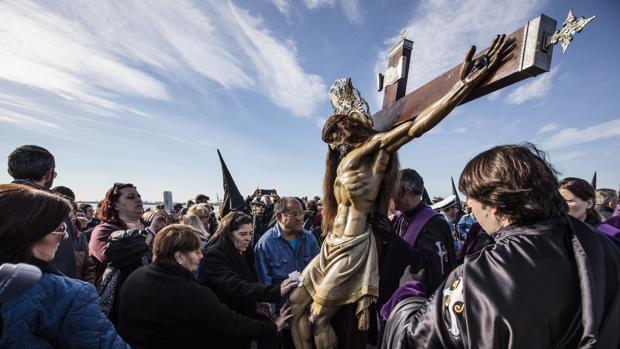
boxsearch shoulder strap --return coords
[402,208,440,246]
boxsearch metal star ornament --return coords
[548,9,596,54]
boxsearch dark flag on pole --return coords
[451,176,462,209]
[591,171,597,190]
[217,149,247,217]
[422,188,432,206]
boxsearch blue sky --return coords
[0,0,618,202]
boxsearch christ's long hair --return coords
[321,118,400,235]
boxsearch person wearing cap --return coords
[432,195,459,230]
[432,195,463,253]
[384,169,457,300]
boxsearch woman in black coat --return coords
[199,212,296,349]
[118,224,291,349]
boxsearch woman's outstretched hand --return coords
[275,305,293,332]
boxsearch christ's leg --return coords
[290,286,313,349]
[312,305,339,349]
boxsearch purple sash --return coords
[399,208,440,246]
[596,223,620,239]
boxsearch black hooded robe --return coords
[383,216,620,348]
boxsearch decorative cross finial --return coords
[399,28,408,41]
[548,9,595,54]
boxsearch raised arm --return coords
[380,34,515,153]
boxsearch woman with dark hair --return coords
[89,183,164,267]
[89,183,168,325]
[0,184,128,348]
[118,224,291,348]
[198,212,297,349]
[382,144,620,348]
[559,177,620,239]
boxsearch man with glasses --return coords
[254,197,320,348]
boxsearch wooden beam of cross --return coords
[373,10,594,132]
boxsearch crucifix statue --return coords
[289,9,593,349]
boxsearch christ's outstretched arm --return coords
[379,34,515,153]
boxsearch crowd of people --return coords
[0,144,619,348]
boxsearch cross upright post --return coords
[378,31,413,109]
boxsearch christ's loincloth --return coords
[302,225,378,330]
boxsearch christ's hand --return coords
[460,34,516,87]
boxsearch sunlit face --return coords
[177,248,203,273]
[231,223,253,253]
[31,223,67,262]
[560,188,592,222]
[278,200,305,233]
[114,187,144,219]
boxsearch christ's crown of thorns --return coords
[328,78,373,128]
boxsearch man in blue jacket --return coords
[254,197,320,348]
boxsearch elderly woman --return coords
[117,224,291,348]
[199,212,297,349]
[382,144,620,348]
[0,184,128,348]
[559,177,620,239]
[89,183,167,325]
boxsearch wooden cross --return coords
[373,10,594,132]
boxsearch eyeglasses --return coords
[283,211,304,218]
[51,223,68,240]
[53,171,58,179]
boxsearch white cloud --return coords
[0,0,326,127]
[374,0,544,109]
[0,1,171,113]
[226,2,327,117]
[340,0,362,23]
[270,0,290,15]
[304,0,335,9]
[303,0,360,23]
[452,127,467,134]
[0,107,60,131]
[506,68,557,105]
[537,122,559,135]
[542,118,620,150]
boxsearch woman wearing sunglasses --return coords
[89,183,168,325]
[0,183,128,348]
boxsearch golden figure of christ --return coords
[289,34,515,349]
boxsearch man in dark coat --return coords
[379,169,457,309]
[382,144,620,348]
[6,145,78,278]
